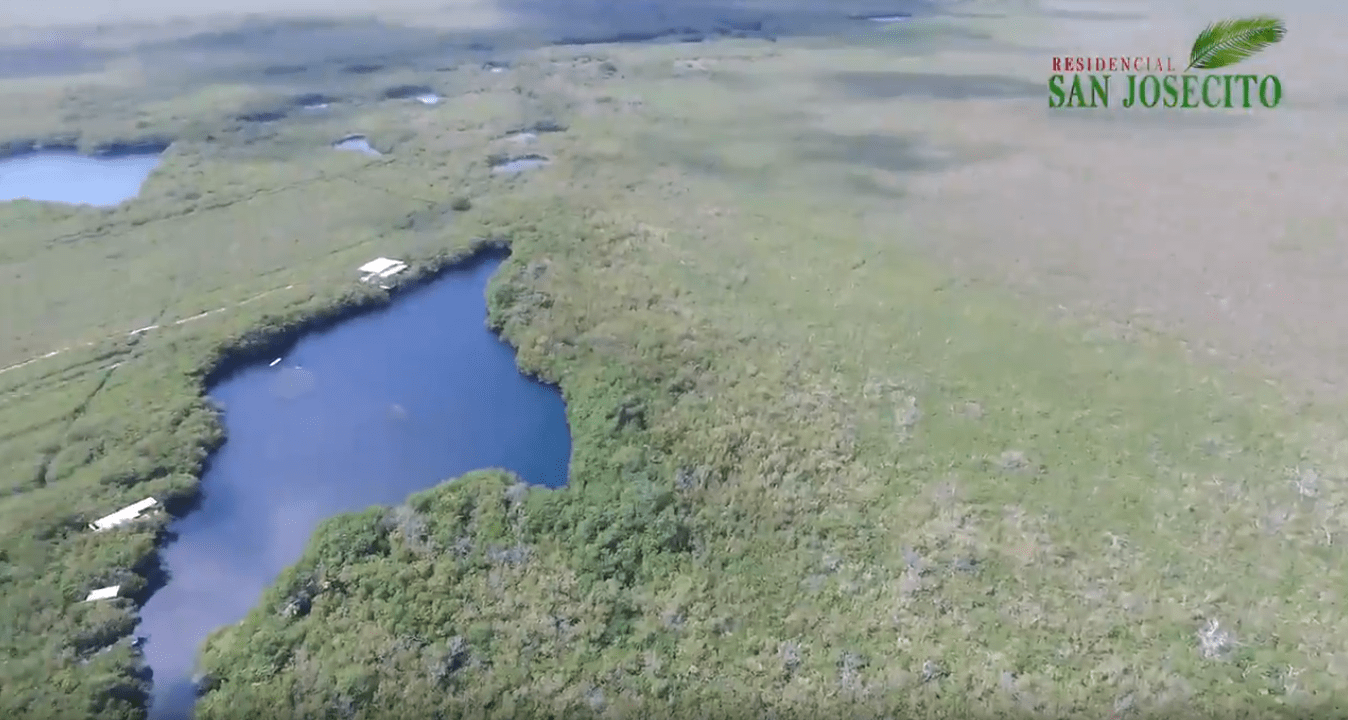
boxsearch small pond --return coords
[383,85,441,105]
[859,14,912,23]
[138,254,572,719]
[333,134,381,156]
[0,149,162,206]
[294,93,337,111]
[491,154,550,174]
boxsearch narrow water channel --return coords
[137,255,572,719]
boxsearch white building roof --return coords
[125,497,157,514]
[90,497,158,531]
[358,257,405,275]
[85,585,121,601]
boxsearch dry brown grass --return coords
[885,0,1348,400]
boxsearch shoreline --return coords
[128,235,557,716]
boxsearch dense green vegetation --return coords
[0,31,570,715]
[190,196,1348,719]
[3,6,1348,719]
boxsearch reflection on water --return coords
[333,135,382,156]
[491,154,550,173]
[0,150,162,206]
[138,255,571,720]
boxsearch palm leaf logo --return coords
[1186,16,1287,71]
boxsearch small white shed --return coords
[357,257,408,283]
[85,585,121,602]
[89,497,159,532]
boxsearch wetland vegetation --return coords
[137,250,571,719]
[2,1,1347,719]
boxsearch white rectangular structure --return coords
[84,585,121,602]
[89,497,158,531]
[357,257,408,282]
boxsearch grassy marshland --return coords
[3,3,1348,718]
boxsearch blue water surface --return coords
[0,151,161,205]
[138,256,571,719]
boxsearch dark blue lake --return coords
[137,255,572,719]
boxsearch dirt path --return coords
[896,0,1348,401]
[0,284,296,379]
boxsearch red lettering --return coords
[1051,55,1184,73]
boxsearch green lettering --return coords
[1059,75,1110,107]
[1259,75,1282,108]
[1237,75,1259,108]
[1138,75,1161,108]
[1202,75,1224,108]
[1089,74,1110,107]
[1162,75,1179,108]
[1181,75,1200,108]
[1067,75,1088,107]
[1223,75,1236,108]
[1121,75,1138,107]
[1048,74,1066,107]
